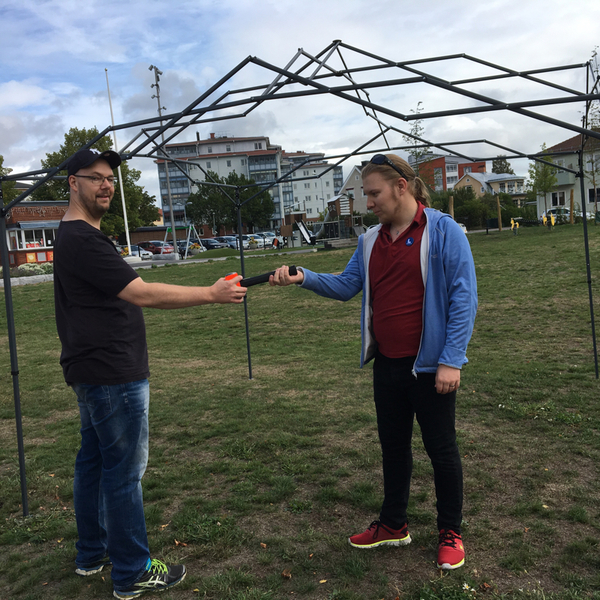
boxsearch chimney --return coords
[210,133,215,139]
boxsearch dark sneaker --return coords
[113,559,186,599]
[349,520,411,548]
[75,554,111,576]
[437,529,465,569]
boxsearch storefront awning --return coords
[15,221,62,230]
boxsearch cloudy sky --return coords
[1,0,599,201]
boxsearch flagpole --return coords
[105,69,132,252]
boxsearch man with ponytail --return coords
[270,153,477,570]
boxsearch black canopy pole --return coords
[0,191,29,517]
[577,149,599,378]
[235,188,253,380]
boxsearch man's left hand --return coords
[435,364,461,394]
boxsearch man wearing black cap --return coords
[54,148,247,598]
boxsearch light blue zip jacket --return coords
[299,208,478,373]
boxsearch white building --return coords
[157,133,343,230]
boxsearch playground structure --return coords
[2,41,600,516]
[281,193,367,249]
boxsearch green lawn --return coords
[1,223,600,599]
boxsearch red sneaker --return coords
[437,529,465,569]
[348,520,411,549]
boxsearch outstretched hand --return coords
[212,275,247,304]
[269,265,304,287]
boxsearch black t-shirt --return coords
[54,220,150,385]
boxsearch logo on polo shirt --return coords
[406,237,414,246]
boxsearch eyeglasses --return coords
[73,174,116,186]
[369,154,408,180]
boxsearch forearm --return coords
[118,276,246,308]
[131,282,216,308]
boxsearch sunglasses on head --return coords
[369,154,408,180]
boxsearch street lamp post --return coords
[149,64,179,257]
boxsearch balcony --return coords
[556,170,575,186]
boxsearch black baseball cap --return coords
[67,148,122,177]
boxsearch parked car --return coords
[261,231,284,247]
[129,245,153,259]
[254,233,272,247]
[200,238,228,250]
[138,240,174,254]
[247,234,265,249]
[214,236,234,245]
[177,240,205,257]
[546,208,594,221]
[225,235,250,250]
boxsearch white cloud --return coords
[0,80,56,110]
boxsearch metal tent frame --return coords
[2,40,600,517]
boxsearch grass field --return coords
[1,223,600,600]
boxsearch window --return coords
[207,146,212,154]
[463,166,472,173]
[227,160,232,167]
[9,231,18,249]
[206,161,211,169]
[446,175,457,186]
[226,144,231,152]
[304,183,310,189]
[481,187,485,193]
[326,181,330,187]
[25,229,44,248]
[589,188,600,203]
[465,185,472,191]
[293,184,297,190]
[499,183,506,193]
[307,208,313,215]
[241,159,246,166]
[303,170,309,176]
[254,142,262,150]
[305,196,311,201]
[551,191,566,206]
[446,163,458,172]
[434,167,444,190]
[355,174,359,180]
[508,182,515,193]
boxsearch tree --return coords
[32,127,159,237]
[186,171,275,234]
[402,101,430,176]
[527,143,557,215]
[492,156,515,175]
[186,170,235,234]
[0,155,17,206]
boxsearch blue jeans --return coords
[72,380,150,588]
[373,354,463,533]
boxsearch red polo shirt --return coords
[369,202,426,358]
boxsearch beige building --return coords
[339,163,368,214]
[454,172,526,205]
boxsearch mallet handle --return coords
[241,266,297,287]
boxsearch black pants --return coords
[373,353,463,533]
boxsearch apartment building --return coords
[156,133,343,230]
[410,154,486,191]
